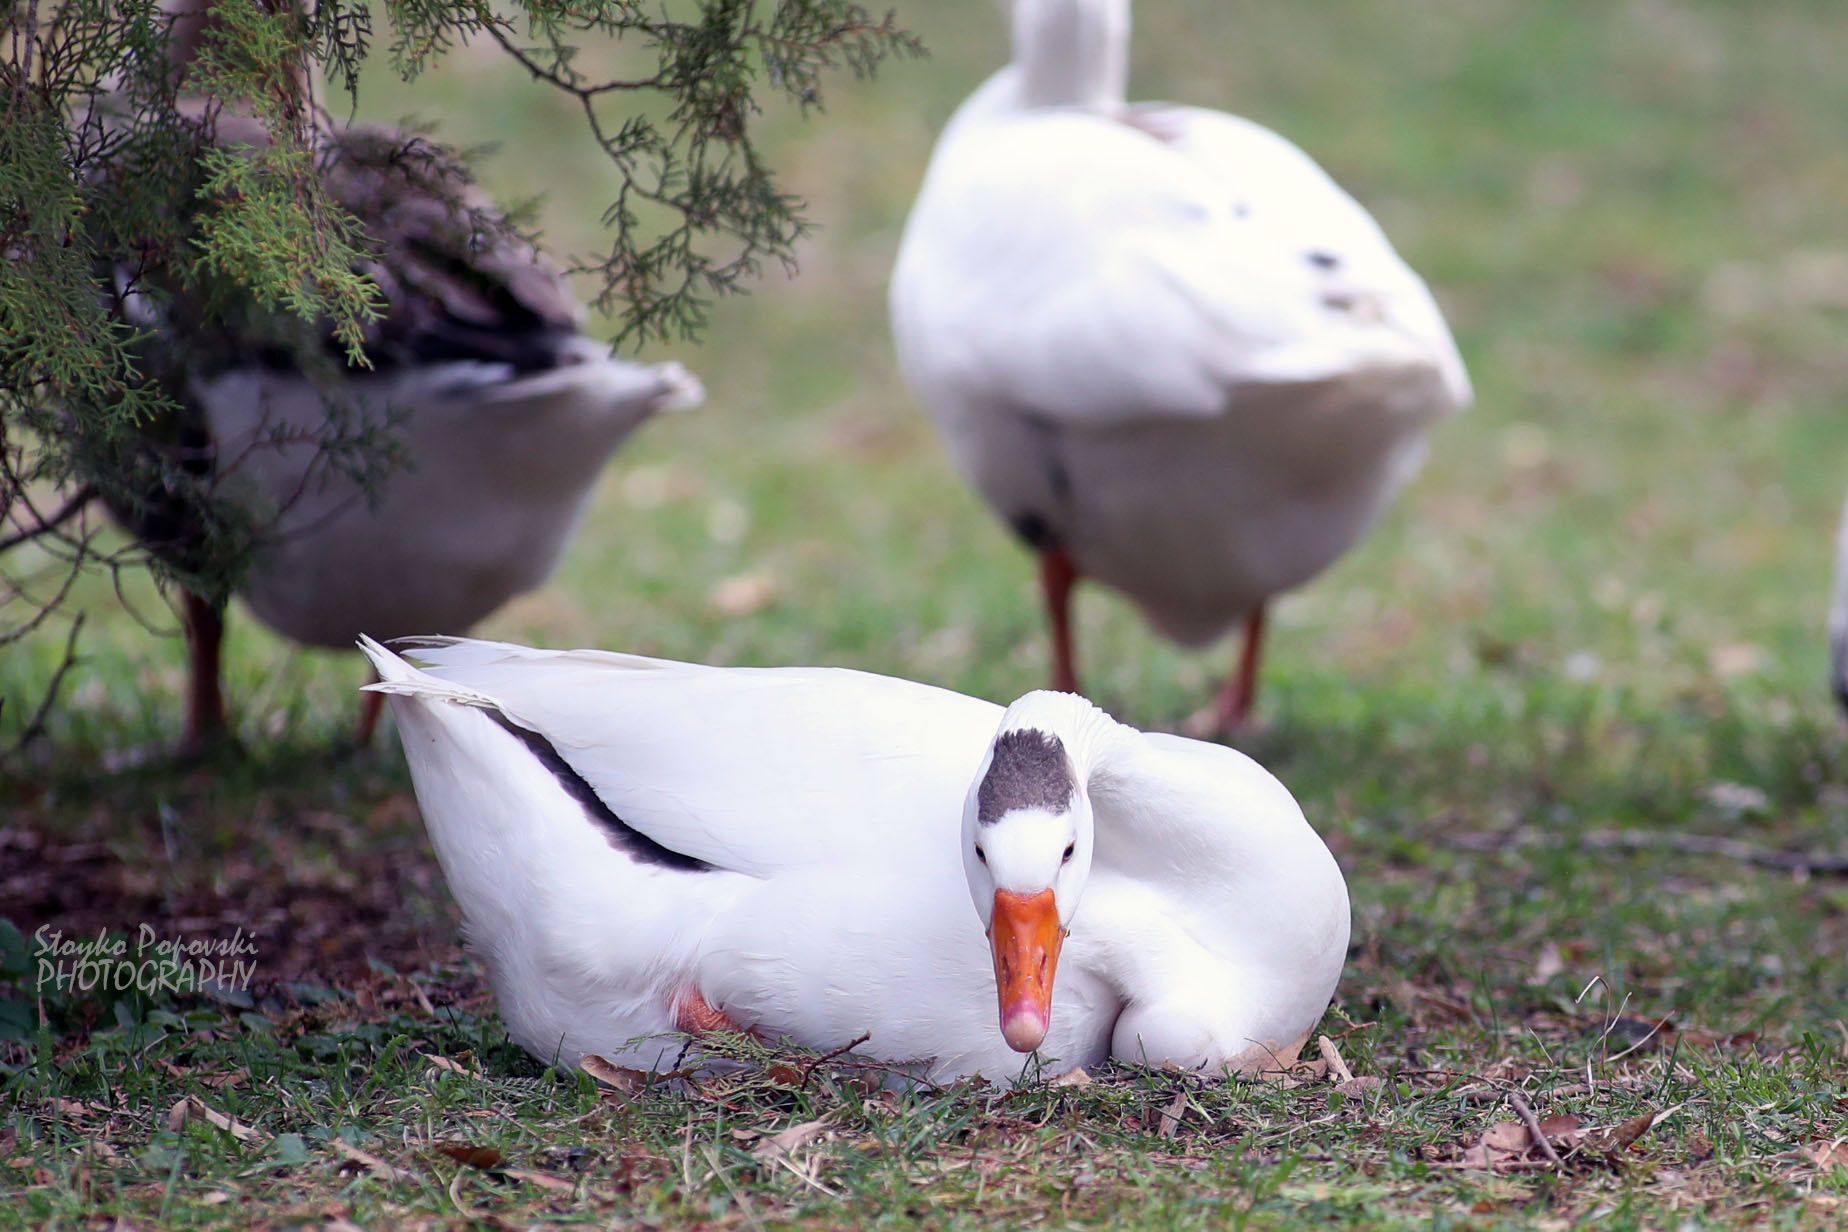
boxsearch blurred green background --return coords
[8,0,1848,771]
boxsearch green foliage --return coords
[0,918,34,1041]
[0,0,919,757]
[428,0,925,341]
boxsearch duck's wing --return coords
[1132,104,1470,405]
[309,125,584,376]
[364,637,1002,879]
[891,103,1470,430]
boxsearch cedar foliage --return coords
[0,0,919,752]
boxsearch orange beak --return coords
[988,888,1064,1052]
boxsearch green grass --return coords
[7,0,1848,1226]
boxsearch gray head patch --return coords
[976,728,1076,825]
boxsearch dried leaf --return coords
[1597,1110,1657,1154]
[1049,1067,1093,1088]
[1458,1119,1542,1172]
[165,1097,266,1143]
[750,1119,829,1162]
[579,1054,649,1095]
[1481,1121,1532,1154]
[765,1064,805,1087]
[201,1190,231,1206]
[331,1138,412,1184]
[1537,1114,1582,1150]
[1803,1139,1848,1170]
[1676,1026,1758,1050]
[1155,1091,1188,1140]
[436,1142,503,1169]
[421,1054,480,1079]
[502,1167,576,1192]
[1336,1076,1384,1099]
[1224,1033,1308,1076]
[1281,1057,1329,1089]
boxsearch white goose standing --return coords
[890,0,1471,733]
[363,636,1349,1083]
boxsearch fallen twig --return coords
[1317,1035,1356,1085]
[1449,828,1848,876]
[800,1030,873,1088]
[0,612,83,764]
[1506,1091,1565,1170]
[165,1096,265,1144]
[0,484,96,554]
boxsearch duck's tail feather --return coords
[359,634,502,706]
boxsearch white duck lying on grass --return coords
[362,636,1349,1084]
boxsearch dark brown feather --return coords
[976,728,1076,825]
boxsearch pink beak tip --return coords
[1000,1004,1050,1053]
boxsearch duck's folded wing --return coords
[892,107,1470,429]
[365,637,1001,878]
[1142,105,1470,406]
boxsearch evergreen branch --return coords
[0,611,83,764]
[1,0,921,745]
[0,484,96,555]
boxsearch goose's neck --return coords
[1087,720,1307,890]
[994,690,1130,789]
[1010,0,1131,110]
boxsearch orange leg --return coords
[675,987,753,1039]
[354,669,385,746]
[178,590,227,756]
[1209,605,1267,735]
[1039,549,1081,695]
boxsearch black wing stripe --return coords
[486,710,716,873]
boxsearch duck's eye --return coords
[1062,843,1075,863]
[974,846,987,865]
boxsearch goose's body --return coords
[100,36,703,748]
[890,0,1470,729]
[364,637,1349,1083]
[198,333,699,651]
